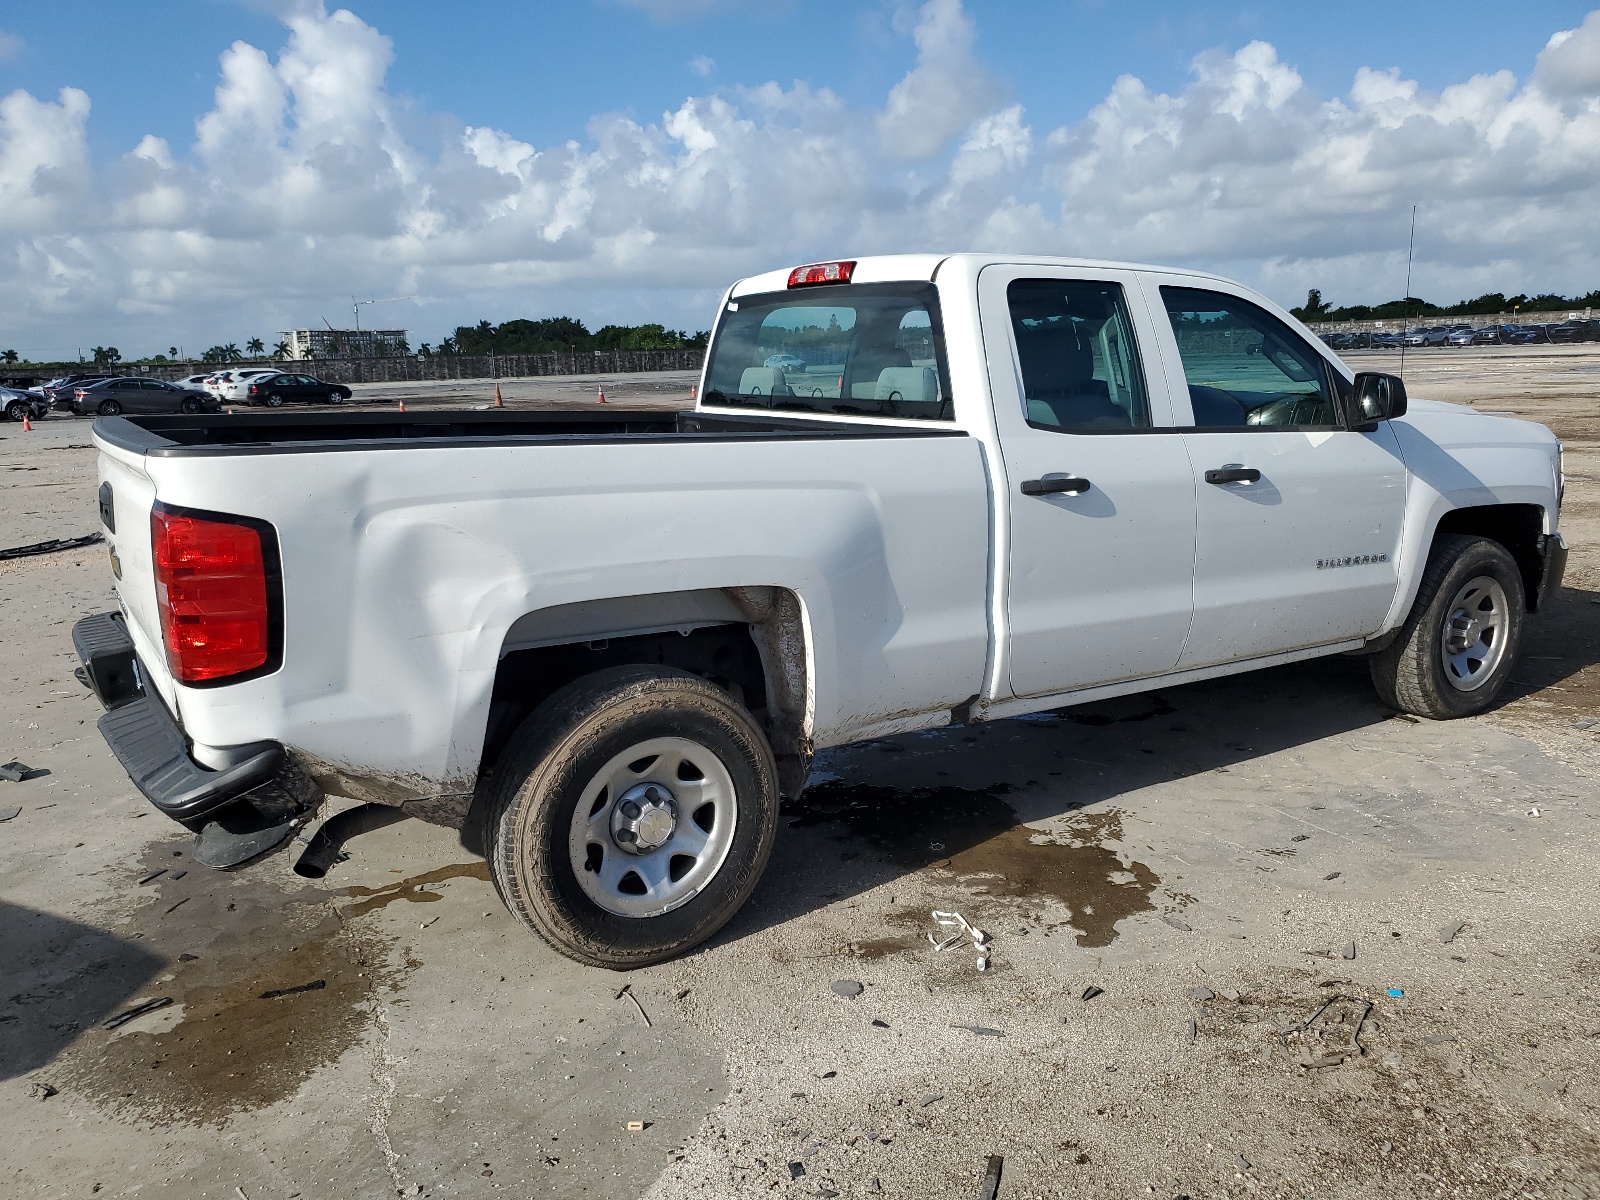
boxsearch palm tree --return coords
[168,347,179,359]
[246,337,265,358]
[273,340,291,359]
[223,343,243,362]
[1,349,17,365]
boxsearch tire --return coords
[485,665,779,969]
[97,399,122,417]
[1369,534,1526,719]
[5,401,25,422]
[181,397,203,414]
[265,393,284,408]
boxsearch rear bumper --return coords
[72,612,319,831]
[1537,532,1568,611]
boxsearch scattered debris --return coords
[1528,808,1542,818]
[164,897,190,915]
[1387,988,1404,998]
[1422,1034,1456,1046]
[1280,994,1373,1068]
[626,1121,645,1132]
[0,532,104,561]
[1161,914,1192,931]
[0,805,19,822]
[178,952,199,962]
[1440,920,1466,944]
[871,1019,889,1028]
[920,1094,944,1107]
[817,1190,841,1199]
[169,869,187,880]
[137,869,167,885]
[951,1024,1004,1037]
[1185,987,1215,1001]
[976,1154,1004,1200]
[0,761,46,783]
[976,953,989,971]
[104,997,173,1030]
[830,980,864,998]
[616,984,653,1026]
[788,1162,806,1180]
[1235,1153,1252,1173]
[819,1070,837,1078]
[1341,942,1357,960]
[259,979,326,1000]
[1186,1018,1198,1043]
[1324,872,1341,881]
[29,1080,57,1100]
[1081,986,1104,1002]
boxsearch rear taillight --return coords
[249,385,258,395]
[150,505,280,684]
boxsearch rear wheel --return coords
[485,666,779,968]
[96,399,122,417]
[1369,534,1525,719]
[264,393,284,408]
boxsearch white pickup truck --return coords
[75,253,1567,967]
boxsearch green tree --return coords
[1289,289,1333,323]
[1,349,17,365]
[246,337,265,358]
[91,346,121,366]
[273,340,291,359]
[168,346,179,359]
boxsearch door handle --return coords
[1204,466,1261,485]
[1020,476,1092,497]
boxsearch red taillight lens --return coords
[150,507,274,683]
[249,385,258,394]
[788,260,855,287]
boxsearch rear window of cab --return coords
[702,283,953,421]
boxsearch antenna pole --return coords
[1399,205,1417,377]
[353,297,360,331]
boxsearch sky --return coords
[2,0,1599,358]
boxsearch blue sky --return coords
[2,1,1599,356]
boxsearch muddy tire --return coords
[1369,534,1525,719]
[485,666,779,969]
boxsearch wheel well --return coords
[474,587,812,813]
[1433,503,1545,609]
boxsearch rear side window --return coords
[1008,279,1150,430]
[703,283,952,420]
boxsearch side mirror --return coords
[1352,371,1407,423]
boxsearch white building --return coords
[281,328,408,359]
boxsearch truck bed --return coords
[93,408,967,456]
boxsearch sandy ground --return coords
[1,347,1598,1200]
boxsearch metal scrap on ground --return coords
[0,532,104,561]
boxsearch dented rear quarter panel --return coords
[113,433,992,804]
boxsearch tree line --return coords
[1291,287,1600,324]
[423,318,708,357]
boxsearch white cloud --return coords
[2,1,1600,355]
[690,54,715,78]
[0,29,23,64]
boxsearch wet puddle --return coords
[47,846,463,1126]
[787,780,1159,947]
[342,860,490,917]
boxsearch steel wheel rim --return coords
[567,735,737,918]
[1439,574,1510,692]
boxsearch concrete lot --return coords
[1,346,1598,1199]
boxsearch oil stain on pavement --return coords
[787,780,1158,947]
[53,842,410,1127]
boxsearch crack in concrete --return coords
[370,1003,406,1195]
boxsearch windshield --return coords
[702,283,951,420]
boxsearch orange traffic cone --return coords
[690,384,697,403]
[494,381,504,408]
[21,412,32,431]
[597,385,606,405]
[398,400,406,412]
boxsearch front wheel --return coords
[181,397,203,414]
[1369,534,1526,719]
[5,401,26,422]
[485,666,779,968]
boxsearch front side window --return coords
[1160,287,1339,428]
[1008,279,1150,431]
[703,283,951,420]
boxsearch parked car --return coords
[77,252,1567,968]
[69,376,221,417]
[44,373,115,408]
[762,353,807,372]
[214,368,281,403]
[1,385,49,422]
[1547,320,1600,343]
[175,373,215,390]
[1444,328,1477,347]
[1370,332,1404,348]
[244,372,354,406]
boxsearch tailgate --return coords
[92,433,179,712]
